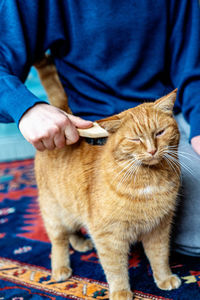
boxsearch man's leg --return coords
[173,113,200,256]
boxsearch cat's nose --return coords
[148,148,157,156]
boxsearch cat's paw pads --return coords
[52,266,72,282]
[157,274,181,290]
[110,290,133,300]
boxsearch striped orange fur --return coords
[35,57,181,300]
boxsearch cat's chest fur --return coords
[87,163,179,239]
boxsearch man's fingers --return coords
[64,123,80,145]
[33,140,46,151]
[67,114,93,129]
[42,137,56,150]
[54,132,66,149]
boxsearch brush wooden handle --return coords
[77,122,109,138]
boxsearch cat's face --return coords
[117,106,179,166]
[99,90,179,166]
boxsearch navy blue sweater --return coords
[0,0,200,141]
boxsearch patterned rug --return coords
[0,159,200,300]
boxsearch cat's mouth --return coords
[142,157,160,166]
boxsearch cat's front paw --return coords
[156,274,181,290]
[52,266,72,282]
[110,290,133,300]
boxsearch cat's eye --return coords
[155,129,165,137]
[126,137,140,142]
[132,138,140,142]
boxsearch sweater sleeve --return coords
[169,0,200,141]
[0,0,65,125]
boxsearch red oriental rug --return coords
[0,159,200,299]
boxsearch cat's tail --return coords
[34,54,71,114]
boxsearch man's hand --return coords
[19,103,92,151]
[191,135,200,156]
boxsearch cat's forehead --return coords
[126,106,168,135]
[128,106,158,124]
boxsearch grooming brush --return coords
[77,122,109,145]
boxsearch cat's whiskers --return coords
[168,146,200,162]
[171,156,195,179]
[112,158,138,185]
[169,151,193,164]
[132,160,142,188]
[115,158,135,169]
[121,161,141,186]
[117,160,140,190]
[163,148,196,179]
[160,147,180,180]
[109,157,135,176]
[162,148,179,163]
[163,153,181,181]
[163,150,197,184]
[118,160,142,194]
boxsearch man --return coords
[0,0,200,255]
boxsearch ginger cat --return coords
[35,56,181,300]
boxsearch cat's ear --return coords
[97,114,122,133]
[154,89,177,114]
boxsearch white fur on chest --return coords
[136,185,157,195]
[134,183,175,196]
